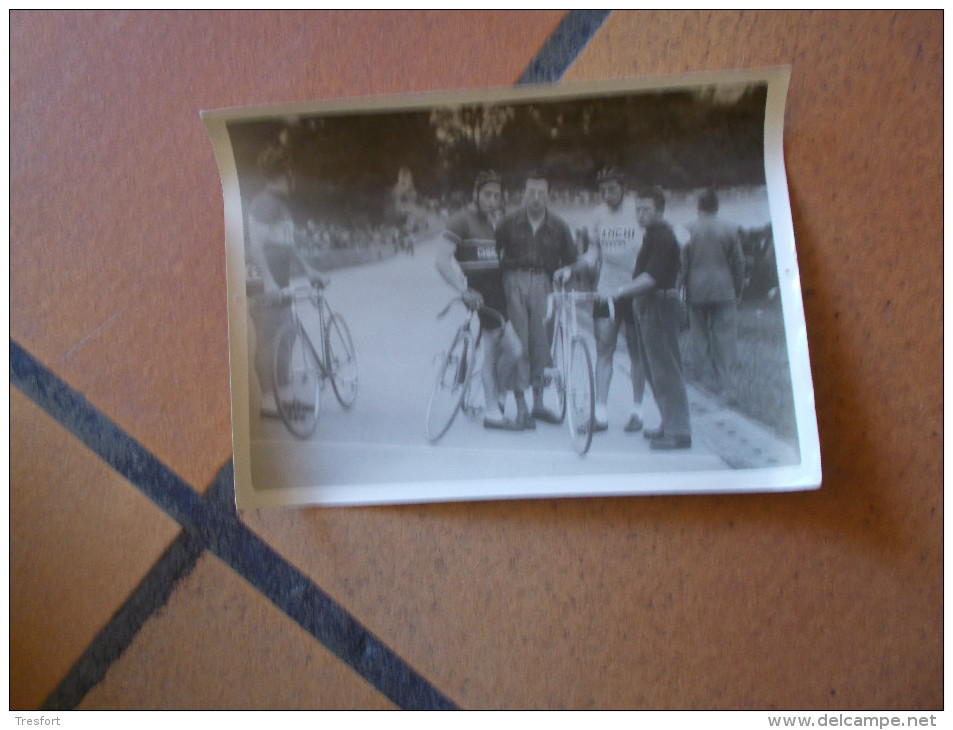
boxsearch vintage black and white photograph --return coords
[203,68,820,508]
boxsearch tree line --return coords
[227,82,768,227]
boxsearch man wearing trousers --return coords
[495,172,579,429]
[613,185,692,450]
[682,188,745,399]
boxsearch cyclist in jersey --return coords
[247,144,328,418]
[555,166,646,433]
[437,170,524,431]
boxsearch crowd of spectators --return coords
[280,186,775,301]
[295,219,420,257]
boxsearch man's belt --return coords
[506,266,549,276]
[637,287,679,298]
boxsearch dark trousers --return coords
[503,269,553,391]
[593,296,646,406]
[635,292,691,438]
[688,300,738,392]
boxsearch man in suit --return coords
[681,188,745,399]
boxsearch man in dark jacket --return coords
[681,188,745,398]
[495,172,579,429]
[612,185,692,450]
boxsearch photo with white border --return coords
[202,67,821,509]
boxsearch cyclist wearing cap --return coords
[556,166,646,433]
[437,171,524,431]
[247,143,328,418]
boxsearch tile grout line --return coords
[11,11,612,709]
[40,529,205,711]
[10,339,455,711]
[204,465,456,710]
[518,9,612,84]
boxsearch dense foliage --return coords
[228,83,768,226]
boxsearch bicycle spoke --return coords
[426,330,473,443]
[326,313,358,409]
[567,337,595,455]
[549,324,567,423]
[273,323,321,438]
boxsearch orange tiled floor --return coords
[10,388,181,709]
[79,554,396,710]
[10,10,942,711]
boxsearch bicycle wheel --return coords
[325,313,358,409]
[426,329,474,443]
[460,374,485,419]
[566,336,595,455]
[272,322,321,438]
[549,324,567,423]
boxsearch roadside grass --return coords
[681,298,798,443]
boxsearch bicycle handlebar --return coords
[254,279,327,307]
[545,290,614,322]
[436,296,506,328]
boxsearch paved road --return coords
[244,231,732,503]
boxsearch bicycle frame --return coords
[267,281,358,438]
[545,287,615,334]
[434,297,507,390]
[426,297,501,443]
[546,288,610,376]
[282,284,332,377]
[545,285,607,455]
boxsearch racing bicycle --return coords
[266,280,358,439]
[544,285,611,455]
[425,296,504,444]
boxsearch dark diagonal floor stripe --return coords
[11,339,456,710]
[40,529,205,711]
[203,467,454,710]
[518,9,611,83]
[9,342,205,528]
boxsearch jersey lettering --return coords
[476,244,497,261]
[601,227,639,242]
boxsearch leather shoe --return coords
[623,414,643,433]
[643,426,664,440]
[531,405,562,424]
[650,435,692,450]
[592,419,608,433]
[484,415,522,431]
[516,412,536,430]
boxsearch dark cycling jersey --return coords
[444,205,506,329]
